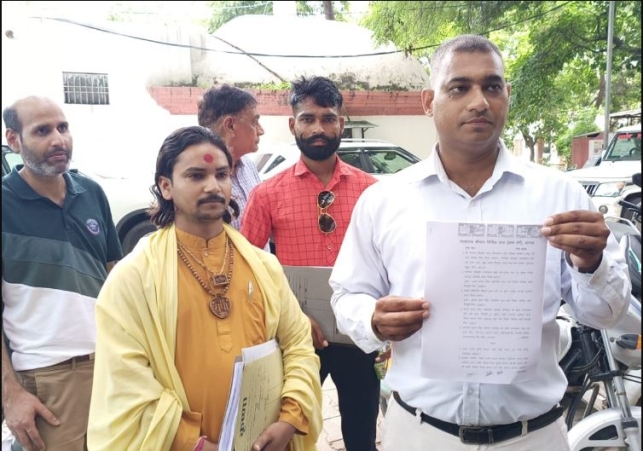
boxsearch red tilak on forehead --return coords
[203,153,214,163]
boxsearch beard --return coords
[295,133,341,161]
[21,144,72,177]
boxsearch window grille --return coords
[62,72,109,105]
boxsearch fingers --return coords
[252,422,295,451]
[541,210,609,269]
[5,390,58,451]
[375,347,391,363]
[543,210,605,227]
[252,433,269,451]
[13,424,43,451]
[308,317,328,350]
[373,296,430,342]
[35,404,60,427]
[13,429,36,451]
[377,297,429,313]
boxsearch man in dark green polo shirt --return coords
[1,96,122,451]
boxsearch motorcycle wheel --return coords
[568,406,641,451]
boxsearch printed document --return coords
[283,266,354,346]
[219,339,283,451]
[421,222,547,384]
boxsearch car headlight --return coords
[593,181,627,197]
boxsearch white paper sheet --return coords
[421,221,547,384]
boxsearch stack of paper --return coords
[219,339,284,451]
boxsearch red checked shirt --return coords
[241,156,377,266]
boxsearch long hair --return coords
[148,126,240,228]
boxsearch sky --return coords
[3,1,370,26]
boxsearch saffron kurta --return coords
[171,228,307,450]
[87,224,322,451]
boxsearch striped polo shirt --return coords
[2,166,123,371]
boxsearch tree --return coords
[205,1,350,32]
[363,1,641,163]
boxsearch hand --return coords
[375,346,391,363]
[541,210,609,272]
[4,384,59,451]
[371,296,430,342]
[251,421,296,451]
[308,316,328,350]
[202,440,219,451]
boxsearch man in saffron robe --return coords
[87,126,322,451]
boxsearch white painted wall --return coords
[1,16,188,178]
[199,15,430,90]
[163,113,436,160]
[2,12,434,183]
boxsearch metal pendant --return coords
[210,294,231,319]
[212,274,229,286]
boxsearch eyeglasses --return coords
[317,190,336,234]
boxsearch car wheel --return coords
[121,221,156,255]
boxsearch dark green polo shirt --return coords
[2,166,123,298]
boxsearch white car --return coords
[2,145,156,255]
[566,124,641,221]
[251,139,422,181]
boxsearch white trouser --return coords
[382,395,572,451]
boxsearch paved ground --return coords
[316,378,385,451]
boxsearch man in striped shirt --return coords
[197,85,265,232]
[2,96,122,451]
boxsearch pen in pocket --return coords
[248,281,253,301]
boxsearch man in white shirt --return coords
[329,34,631,450]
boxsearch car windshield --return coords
[4,150,23,172]
[604,131,641,161]
[366,148,417,174]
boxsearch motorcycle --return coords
[562,172,642,451]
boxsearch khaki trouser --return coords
[16,357,94,451]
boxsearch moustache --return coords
[303,134,333,145]
[198,195,226,206]
[46,148,70,158]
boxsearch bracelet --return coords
[193,436,207,451]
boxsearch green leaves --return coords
[363,1,641,163]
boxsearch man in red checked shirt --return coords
[241,76,380,451]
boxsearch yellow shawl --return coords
[87,224,322,451]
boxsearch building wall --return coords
[148,87,436,159]
[2,16,435,176]
[571,134,604,169]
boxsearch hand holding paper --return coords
[251,421,296,451]
[371,296,430,342]
[308,316,329,350]
[540,210,609,272]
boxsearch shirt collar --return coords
[293,154,352,180]
[4,165,85,200]
[175,226,227,249]
[403,140,526,184]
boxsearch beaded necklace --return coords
[177,235,234,319]
[178,238,230,286]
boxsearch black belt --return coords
[392,391,564,444]
[53,354,95,367]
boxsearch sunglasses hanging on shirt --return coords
[317,190,336,234]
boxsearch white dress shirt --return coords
[330,143,631,426]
